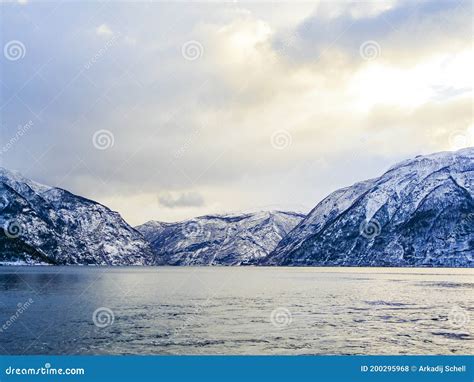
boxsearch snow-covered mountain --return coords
[2,148,472,267]
[136,211,305,265]
[0,168,153,265]
[262,148,474,267]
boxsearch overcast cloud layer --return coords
[1,0,472,225]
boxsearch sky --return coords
[0,0,472,225]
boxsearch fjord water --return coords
[0,267,472,355]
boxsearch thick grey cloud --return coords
[158,191,205,208]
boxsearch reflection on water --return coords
[0,267,472,355]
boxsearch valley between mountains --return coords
[1,148,473,267]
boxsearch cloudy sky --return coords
[1,0,472,225]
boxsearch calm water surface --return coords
[0,267,472,355]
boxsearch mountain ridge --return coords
[136,210,305,265]
[0,167,153,265]
[261,147,474,267]
[1,148,472,267]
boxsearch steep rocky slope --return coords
[137,211,304,265]
[262,148,474,267]
[0,168,153,265]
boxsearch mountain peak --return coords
[136,210,305,265]
[0,168,153,265]
[385,147,474,174]
[263,148,474,267]
[0,167,52,194]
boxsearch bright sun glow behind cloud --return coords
[349,51,473,112]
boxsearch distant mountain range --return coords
[136,211,304,265]
[1,148,473,266]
